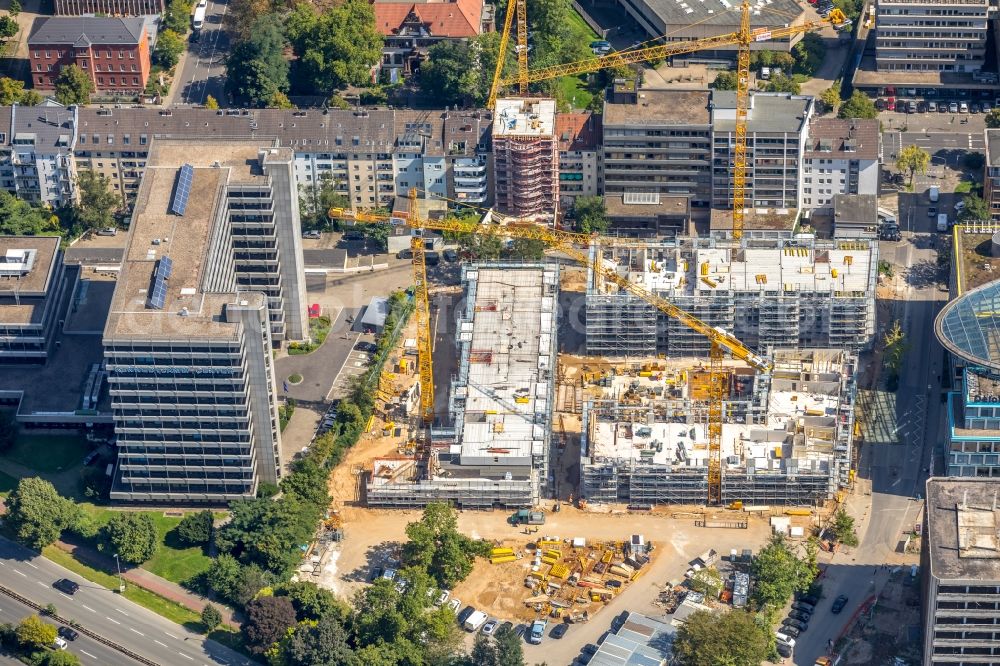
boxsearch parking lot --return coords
[327,337,378,401]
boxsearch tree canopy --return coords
[5,477,80,549]
[16,615,56,648]
[176,509,213,545]
[103,512,158,564]
[987,108,1000,129]
[288,0,383,95]
[153,29,185,69]
[73,170,120,231]
[0,76,42,106]
[574,195,609,234]
[819,86,841,114]
[838,90,878,119]
[764,73,800,94]
[896,145,930,185]
[673,609,772,666]
[750,534,815,610]
[242,596,297,653]
[54,65,94,105]
[831,508,859,547]
[710,71,737,91]
[0,192,59,236]
[959,193,990,225]
[402,502,490,589]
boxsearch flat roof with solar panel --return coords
[170,164,194,216]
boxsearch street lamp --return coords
[113,553,125,593]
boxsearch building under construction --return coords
[586,236,877,357]
[580,350,858,506]
[366,264,558,507]
[492,98,559,219]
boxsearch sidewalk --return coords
[54,539,240,627]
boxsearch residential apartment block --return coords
[556,111,600,208]
[492,98,559,218]
[586,236,878,357]
[922,478,1000,665]
[55,0,163,14]
[581,350,858,505]
[801,118,880,211]
[601,89,712,207]
[0,103,77,207]
[71,107,491,209]
[0,237,68,365]
[105,139,289,503]
[367,264,558,508]
[711,91,812,211]
[28,17,151,95]
[373,0,493,81]
[875,0,990,74]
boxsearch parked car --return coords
[927,101,937,112]
[791,601,815,612]
[53,637,68,651]
[96,227,117,236]
[950,102,959,113]
[457,606,476,624]
[57,627,78,641]
[551,623,569,639]
[928,206,938,218]
[797,593,819,606]
[788,609,812,622]
[302,230,322,239]
[53,579,79,595]
[447,599,461,613]
[780,625,801,638]
[443,249,458,262]
[960,101,969,113]
[782,618,808,632]
[481,619,499,636]
[776,642,793,658]
[436,590,450,606]
[370,567,384,581]
[513,624,528,639]
[775,632,796,646]
[397,249,413,259]
[831,594,849,614]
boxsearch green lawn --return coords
[3,434,89,472]
[552,8,601,110]
[955,180,975,194]
[557,75,594,111]
[77,505,214,586]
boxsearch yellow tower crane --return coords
[487,1,847,239]
[332,192,772,503]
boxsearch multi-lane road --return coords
[0,538,255,666]
[174,0,230,105]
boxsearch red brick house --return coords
[28,17,151,96]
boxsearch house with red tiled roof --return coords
[372,0,494,81]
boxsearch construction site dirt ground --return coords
[326,504,775,608]
[837,570,922,665]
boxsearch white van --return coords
[464,610,488,632]
[929,186,940,203]
[937,213,949,232]
[775,632,797,647]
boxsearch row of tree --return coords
[0,170,121,239]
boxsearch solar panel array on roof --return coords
[148,257,172,309]
[170,164,194,216]
[155,256,173,280]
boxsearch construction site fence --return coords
[0,582,159,666]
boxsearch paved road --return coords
[174,0,230,105]
[883,130,985,166]
[793,232,946,665]
[0,537,256,666]
[0,585,138,664]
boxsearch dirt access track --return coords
[331,504,774,606]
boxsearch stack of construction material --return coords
[491,547,516,564]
